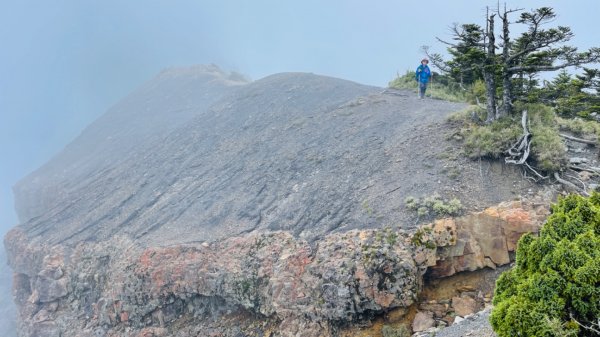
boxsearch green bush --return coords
[530,124,567,172]
[527,104,567,172]
[462,103,568,172]
[388,71,469,102]
[463,116,522,158]
[469,79,487,104]
[556,117,600,139]
[490,193,600,337]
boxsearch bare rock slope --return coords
[6,66,545,336]
[12,66,529,247]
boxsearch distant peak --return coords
[157,64,250,85]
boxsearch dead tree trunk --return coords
[500,8,513,117]
[484,11,498,123]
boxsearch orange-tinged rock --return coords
[451,296,480,317]
[374,291,395,308]
[412,311,435,332]
[433,218,457,247]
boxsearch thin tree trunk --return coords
[483,72,497,123]
[500,7,512,118]
[484,12,498,122]
[501,74,512,117]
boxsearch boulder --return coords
[426,199,550,278]
[451,296,480,317]
[412,311,435,332]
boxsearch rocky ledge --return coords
[5,196,551,337]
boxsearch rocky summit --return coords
[5,65,549,337]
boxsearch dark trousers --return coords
[419,81,428,98]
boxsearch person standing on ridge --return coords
[415,58,431,99]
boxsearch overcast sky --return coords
[1,0,599,234]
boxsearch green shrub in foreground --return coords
[490,193,600,337]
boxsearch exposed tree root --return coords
[559,133,598,146]
[505,110,532,165]
[504,110,595,195]
[554,172,590,196]
[569,164,600,175]
[504,110,548,181]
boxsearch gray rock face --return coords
[0,248,17,337]
[13,65,247,225]
[5,225,425,337]
[12,66,467,247]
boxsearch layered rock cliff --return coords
[5,65,551,336]
[5,197,552,337]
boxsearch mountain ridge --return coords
[5,65,545,336]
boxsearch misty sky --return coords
[1,0,599,234]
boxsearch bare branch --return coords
[510,63,581,73]
[554,172,590,196]
[570,314,600,334]
[497,5,524,20]
[436,36,459,47]
[421,46,451,73]
[566,172,588,193]
[559,133,597,146]
[569,165,600,175]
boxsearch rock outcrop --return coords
[6,226,424,337]
[416,199,551,278]
[5,197,551,336]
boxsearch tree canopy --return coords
[428,6,600,122]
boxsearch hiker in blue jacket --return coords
[415,58,432,99]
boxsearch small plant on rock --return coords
[382,324,411,337]
[405,194,463,218]
[411,227,436,249]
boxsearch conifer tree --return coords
[430,6,600,122]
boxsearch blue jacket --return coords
[415,64,431,83]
